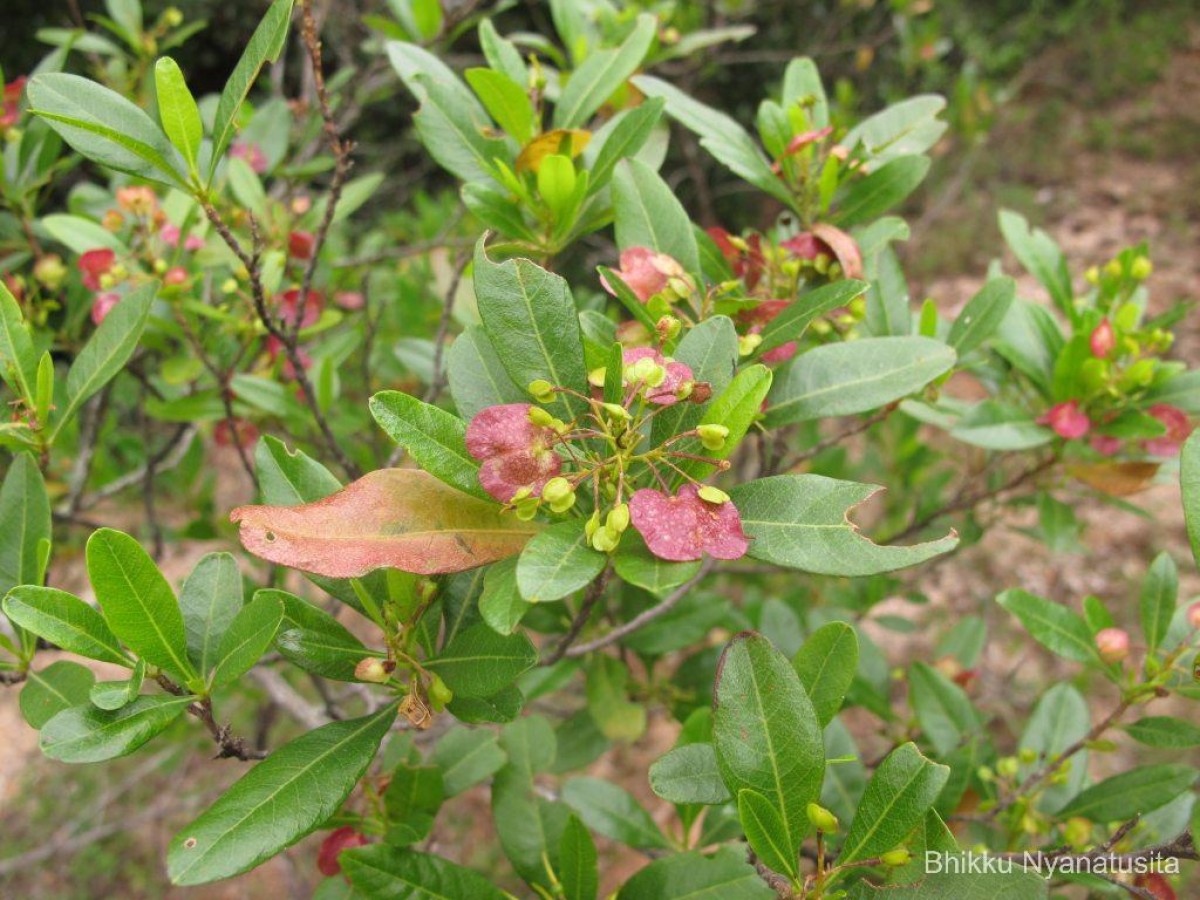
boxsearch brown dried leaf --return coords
[1067,461,1160,496]
[515,128,591,174]
[231,469,539,577]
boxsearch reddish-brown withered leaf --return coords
[231,469,540,577]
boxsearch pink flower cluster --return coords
[628,484,749,561]
[1038,400,1192,458]
[0,76,26,129]
[465,403,562,503]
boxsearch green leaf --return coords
[41,695,193,763]
[169,706,395,885]
[617,846,773,899]
[432,726,507,796]
[1018,683,1089,814]
[0,280,38,404]
[1125,716,1200,748]
[479,558,530,635]
[342,846,506,899]
[209,592,282,689]
[842,95,946,164]
[0,453,51,595]
[996,589,1098,664]
[1139,551,1177,655]
[650,743,731,805]
[446,325,524,421]
[28,73,187,187]
[426,622,537,698]
[154,57,202,174]
[792,622,858,728]
[554,15,655,129]
[754,280,869,360]
[516,521,606,603]
[908,662,978,756]
[633,74,793,207]
[946,402,1052,450]
[586,98,665,194]
[447,683,524,724]
[473,241,589,423]
[612,533,700,597]
[559,814,599,900]
[947,277,1016,356]
[675,364,772,482]
[998,209,1073,317]
[465,68,534,145]
[850,870,1048,900]
[713,632,824,858]
[208,0,295,181]
[562,777,669,850]
[58,280,158,432]
[586,654,646,742]
[765,336,955,427]
[612,157,700,278]
[730,475,958,575]
[1183,432,1200,568]
[835,156,931,227]
[272,590,374,681]
[369,390,486,499]
[19,661,95,729]
[3,586,131,667]
[384,763,444,845]
[1057,764,1196,822]
[86,529,194,680]
[737,788,797,878]
[652,315,738,446]
[478,18,526,85]
[89,660,144,710]
[781,58,829,127]
[179,552,244,676]
[836,742,949,866]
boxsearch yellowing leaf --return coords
[1067,461,1159,496]
[515,128,591,174]
[231,469,539,578]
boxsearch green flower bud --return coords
[1121,358,1156,390]
[1063,817,1091,849]
[542,477,573,504]
[880,848,911,867]
[997,757,1019,779]
[585,510,601,541]
[588,367,607,388]
[737,333,762,356]
[548,490,576,513]
[806,802,839,834]
[164,7,185,27]
[514,497,540,521]
[354,657,394,683]
[1018,747,1038,765]
[697,485,730,504]
[1084,265,1100,285]
[221,278,238,294]
[1130,255,1152,280]
[656,315,681,342]
[606,503,630,533]
[528,406,556,427]
[528,379,556,403]
[428,674,454,710]
[591,524,620,553]
[33,255,67,290]
[603,402,631,421]
[697,424,730,451]
[1104,258,1123,278]
[977,765,995,783]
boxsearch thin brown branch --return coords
[542,566,613,666]
[154,674,266,761]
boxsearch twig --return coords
[251,667,329,730]
[564,560,715,658]
[65,425,195,513]
[784,405,896,468]
[154,673,265,761]
[541,566,613,665]
[422,249,470,403]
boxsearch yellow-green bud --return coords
[1063,817,1091,849]
[977,765,995,782]
[1018,747,1038,765]
[416,578,439,603]
[514,497,540,520]
[813,253,831,275]
[528,379,555,403]
[880,848,911,867]
[698,485,730,504]
[588,367,607,388]
[528,406,556,427]
[806,802,839,834]
[997,757,1019,779]
[153,258,168,274]
[549,491,576,513]
[1121,358,1156,389]
[591,524,620,553]
[33,255,67,290]
[585,510,601,540]
[98,273,116,290]
[354,657,394,683]
[1130,255,1152,280]
[1084,265,1100,285]
[542,477,573,504]
[221,278,238,294]
[737,333,762,356]
[606,503,630,533]
[697,424,729,451]
[163,7,184,27]
[603,402,630,421]
[1104,258,1123,278]
[428,674,453,710]
[656,315,681,342]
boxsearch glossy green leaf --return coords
[432,726,507,796]
[755,280,869,360]
[0,280,38,404]
[465,67,534,145]
[89,660,144,710]
[478,18,526,85]
[169,706,396,885]
[1018,683,1089,814]
[478,558,530,635]
[612,533,701,597]
[792,622,858,727]
[559,778,666,852]
[516,521,606,603]
[837,742,949,866]
[426,622,537,698]
[842,95,945,164]
[86,529,194,680]
[271,590,374,681]
[737,788,797,878]
[179,552,243,676]
[59,281,158,430]
[554,15,655,129]
[446,325,524,421]
[612,157,700,277]
[617,846,773,899]
[998,209,1073,317]
[946,276,1016,356]
[559,814,598,900]
[651,315,738,446]
[209,592,282,689]
[208,0,295,180]
[369,390,486,499]
[342,845,505,899]
[19,660,95,729]
[0,454,51,597]
[28,73,187,187]
[1057,764,1196,822]
[1139,551,1177,655]
[908,662,978,756]
[649,742,731,805]
[446,683,524,724]
[851,870,1048,899]
[713,632,824,858]
[154,57,202,173]
[1125,716,1200,748]
[41,694,193,763]
[835,155,930,226]
[1182,432,1200,568]
[384,763,444,845]
[730,475,957,575]
[676,364,772,482]
[586,98,665,193]
[473,241,588,422]
[3,586,131,667]
[765,336,955,427]
[996,589,1098,664]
